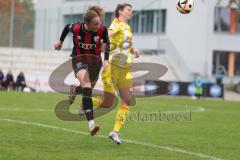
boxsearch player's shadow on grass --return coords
[55,96,119,121]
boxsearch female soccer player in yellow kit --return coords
[102,3,140,144]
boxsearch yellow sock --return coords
[113,104,129,132]
[92,97,102,109]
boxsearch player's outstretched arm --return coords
[54,24,72,50]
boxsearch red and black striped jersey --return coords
[60,23,110,63]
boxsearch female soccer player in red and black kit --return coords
[54,5,110,136]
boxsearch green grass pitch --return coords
[0,91,239,160]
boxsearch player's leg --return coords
[69,84,104,107]
[71,63,116,108]
[92,63,116,108]
[76,62,103,115]
[69,85,78,104]
[109,66,134,144]
[109,87,132,145]
[76,69,99,135]
[87,62,110,108]
[69,59,82,104]
[72,57,100,136]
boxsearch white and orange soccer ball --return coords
[176,0,194,14]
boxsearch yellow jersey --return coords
[108,18,133,67]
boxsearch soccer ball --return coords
[176,0,194,14]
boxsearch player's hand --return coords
[131,48,140,58]
[54,40,62,50]
[102,60,109,72]
[100,42,106,52]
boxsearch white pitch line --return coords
[0,118,223,160]
[164,106,206,113]
[0,108,52,112]
[0,106,206,113]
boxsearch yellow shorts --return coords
[102,64,133,94]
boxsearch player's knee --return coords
[101,93,115,108]
[101,100,114,108]
[122,96,135,106]
[122,99,131,106]
[81,83,91,88]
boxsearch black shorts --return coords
[72,58,102,83]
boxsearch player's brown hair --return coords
[84,5,104,23]
[114,3,132,18]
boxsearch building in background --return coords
[33,0,240,82]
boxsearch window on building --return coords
[64,14,83,24]
[129,11,139,33]
[214,7,240,33]
[234,52,240,75]
[236,10,240,32]
[156,10,166,33]
[141,10,154,33]
[212,51,229,75]
[142,49,165,55]
[64,9,166,34]
[130,9,166,34]
[212,51,240,76]
[104,12,114,28]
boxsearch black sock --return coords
[82,87,93,121]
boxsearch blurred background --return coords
[0,0,240,100]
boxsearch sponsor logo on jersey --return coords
[78,42,96,50]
